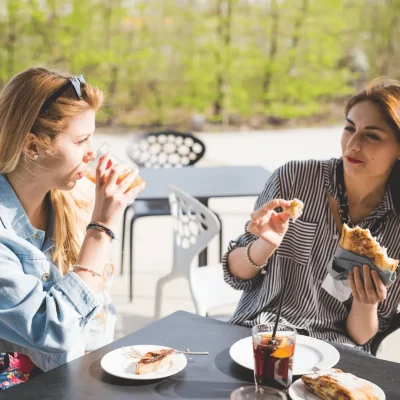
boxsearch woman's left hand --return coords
[348,264,386,305]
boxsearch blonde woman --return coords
[0,68,144,389]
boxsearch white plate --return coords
[100,345,187,380]
[289,378,386,400]
[229,335,340,375]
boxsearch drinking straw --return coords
[271,278,289,339]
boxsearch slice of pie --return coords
[301,369,380,400]
[135,349,174,375]
[283,198,304,221]
[340,223,398,272]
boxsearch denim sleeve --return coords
[84,264,116,352]
[85,302,116,352]
[0,250,102,355]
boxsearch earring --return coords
[33,154,39,160]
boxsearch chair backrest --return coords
[167,184,220,276]
[372,311,400,357]
[127,130,206,168]
[167,184,242,317]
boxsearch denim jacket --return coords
[0,174,116,372]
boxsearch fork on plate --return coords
[121,346,209,359]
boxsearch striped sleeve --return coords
[222,163,294,290]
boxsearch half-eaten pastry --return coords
[135,349,174,375]
[283,198,304,221]
[301,368,380,400]
[340,223,398,272]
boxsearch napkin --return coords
[322,248,397,302]
[321,273,352,301]
[328,248,396,286]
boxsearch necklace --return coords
[335,159,388,237]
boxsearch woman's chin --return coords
[343,164,368,177]
[58,180,77,191]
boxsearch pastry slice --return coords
[283,198,304,221]
[301,369,380,400]
[135,349,174,374]
[340,223,398,272]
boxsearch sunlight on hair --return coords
[0,67,104,274]
[366,77,400,93]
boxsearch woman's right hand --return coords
[91,154,145,231]
[247,199,291,248]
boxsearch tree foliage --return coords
[0,0,396,127]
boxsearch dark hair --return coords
[345,78,400,213]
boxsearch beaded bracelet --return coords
[86,222,116,241]
[72,264,102,278]
[245,241,268,270]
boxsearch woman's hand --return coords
[247,199,291,248]
[91,153,145,231]
[348,265,387,305]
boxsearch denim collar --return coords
[0,174,55,251]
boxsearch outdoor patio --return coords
[93,126,400,363]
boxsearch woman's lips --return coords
[346,156,363,165]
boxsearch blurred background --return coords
[0,0,397,132]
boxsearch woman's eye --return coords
[344,126,355,132]
[78,136,89,144]
[366,133,380,141]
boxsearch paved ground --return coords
[92,126,400,363]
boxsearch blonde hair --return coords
[0,67,103,275]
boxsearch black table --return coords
[139,166,270,203]
[3,311,400,399]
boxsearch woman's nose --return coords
[347,133,362,151]
[83,152,95,164]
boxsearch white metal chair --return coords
[372,312,400,361]
[121,130,224,303]
[154,184,242,319]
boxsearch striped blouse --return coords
[223,158,400,352]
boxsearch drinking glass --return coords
[230,385,287,399]
[83,142,145,191]
[252,323,296,391]
[229,323,295,399]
